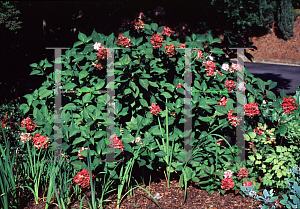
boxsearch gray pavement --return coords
[230,60,300,97]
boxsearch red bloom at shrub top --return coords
[178,43,187,49]
[176,83,183,89]
[281,96,298,114]
[93,62,103,70]
[109,134,124,151]
[218,97,229,107]
[192,49,203,59]
[149,103,162,115]
[237,167,248,178]
[253,126,265,136]
[21,117,37,132]
[203,61,217,77]
[164,43,176,57]
[96,46,111,59]
[224,80,236,91]
[243,180,253,187]
[244,102,260,117]
[249,142,254,148]
[151,34,164,48]
[32,132,50,149]
[116,36,132,48]
[221,177,235,191]
[133,19,145,30]
[73,169,95,189]
[20,133,32,143]
[161,27,175,37]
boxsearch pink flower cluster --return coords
[78,147,88,160]
[218,97,229,107]
[161,27,175,37]
[149,103,162,115]
[203,61,217,77]
[178,43,187,49]
[116,36,132,48]
[176,83,183,89]
[20,133,32,143]
[224,80,236,91]
[244,102,260,117]
[164,43,176,57]
[192,49,203,59]
[109,134,124,151]
[133,19,145,30]
[281,96,298,114]
[227,110,242,127]
[32,132,50,149]
[73,169,95,189]
[96,46,111,60]
[93,62,103,71]
[221,168,252,191]
[230,63,243,73]
[151,34,164,49]
[131,137,142,145]
[21,117,37,132]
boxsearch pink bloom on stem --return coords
[133,19,145,30]
[149,103,162,116]
[164,44,176,57]
[94,42,101,50]
[78,147,88,160]
[218,97,229,107]
[223,170,233,178]
[32,132,50,149]
[224,80,236,91]
[227,110,242,127]
[221,178,235,191]
[21,117,37,132]
[244,102,260,117]
[281,96,298,114]
[237,167,249,178]
[73,169,95,189]
[151,34,164,49]
[238,82,246,91]
[109,134,124,151]
[20,133,32,143]
[162,27,175,37]
[176,83,183,89]
[116,36,132,48]
[243,181,253,187]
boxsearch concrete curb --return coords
[230,57,300,66]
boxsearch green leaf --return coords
[161,92,172,99]
[92,29,101,43]
[30,63,38,68]
[39,89,53,100]
[79,70,89,80]
[280,89,288,99]
[63,82,77,90]
[19,103,30,115]
[151,23,158,31]
[78,31,87,42]
[266,91,276,101]
[73,41,84,48]
[24,94,33,107]
[73,137,86,145]
[139,79,149,91]
[155,150,167,157]
[256,78,265,91]
[214,106,227,114]
[82,93,92,104]
[30,70,42,76]
[276,124,288,136]
[210,48,225,55]
[139,99,148,107]
[268,82,277,90]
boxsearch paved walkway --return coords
[230,59,300,96]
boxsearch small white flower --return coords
[206,55,214,61]
[238,82,246,91]
[94,42,101,50]
[262,100,267,104]
[222,63,229,71]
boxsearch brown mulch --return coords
[245,12,300,62]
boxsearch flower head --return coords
[227,110,242,127]
[222,63,230,71]
[203,61,216,77]
[116,36,132,48]
[96,46,111,59]
[237,167,248,178]
[20,133,32,143]
[109,134,124,151]
[192,49,203,59]
[221,177,235,191]
[176,83,183,89]
[151,34,164,49]
[281,96,298,114]
[206,55,214,61]
[224,80,236,91]
[243,180,253,187]
[133,19,145,30]
[238,82,246,91]
[161,27,175,37]
[73,169,95,189]
[32,132,50,149]
[218,97,229,107]
[253,125,265,136]
[223,170,233,178]
[21,117,37,132]
[94,42,101,50]
[244,102,260,117]
[149,103,162,116]
[164,43,176,57]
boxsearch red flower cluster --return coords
[133,19,145,30]
[218,97,229,107]
[244,102,260,117]
[32,132,50,149]
[192,49,203,59]
[21,117,37,132]
[227,110,241,127]
[249,142,254,148]
[177,43,187,49]
[224,80,236,91]
[237,167,248,178]
[109,134,124,151]
[151,34,164,48]
[149,103,162,115]
[221,177,235,191]
[253,125,265,136]
[20,133,32,144]
[176,83,183,89]
[96,46,111,59]
[281,96,298,114]
[243,180,253,187]
[93,62,103,70]
[116,36,132,48]
[203,61,217,77]
[161,27,175,37]
[164,43,176,57]
[73,169,95,189]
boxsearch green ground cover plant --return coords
[1,14,300,208]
